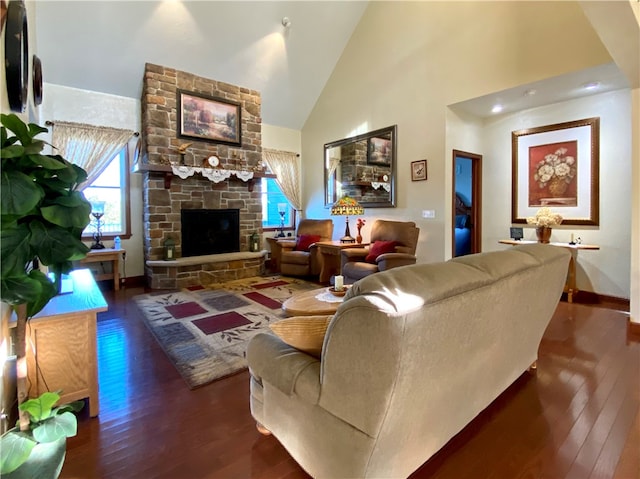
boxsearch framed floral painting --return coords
[511,117,599,226]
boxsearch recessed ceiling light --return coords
[524,89,537,97]
[582,81,600,90]
[491,104,503,114]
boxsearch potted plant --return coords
[0,113,92,476]
[0,391,83,478]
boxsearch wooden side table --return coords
[498,240,599,303]
[316,241,369,284]
[266,237,284,273]
[80,247,125,290]
[9,269,107,416]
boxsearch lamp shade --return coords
[330,196,364,243]
[330,196,364,216]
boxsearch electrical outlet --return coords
[422,210,436,219]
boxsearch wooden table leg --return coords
[565,250,577,303]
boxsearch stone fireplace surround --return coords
[140,63,268,289]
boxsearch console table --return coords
[9,269,107,416]
[498,240,599,303]
[316,241,369,284]
[80,247,125,290]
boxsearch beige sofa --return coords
[247,244,570,478]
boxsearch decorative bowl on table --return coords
[328,286,349,297]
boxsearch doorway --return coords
[452,150,482,257]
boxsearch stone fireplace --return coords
[140,63,267,289]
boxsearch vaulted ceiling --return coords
[35,1,369,130]
[35,1,631,129]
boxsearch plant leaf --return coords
[32,412,77,443]
[19,391,60,422]
[1,113,31,145]
[0,275,43,306]
[26,153,68,170]
[29,221,89,265]
[1,144,25,158]
[0,224,32,276]
[0,170,44,216]
[41,192,92,229]
[0,430,37,474]
[25,269,57,318]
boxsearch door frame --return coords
[452,149,482,255]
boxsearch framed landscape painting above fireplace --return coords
[177,90,241,146]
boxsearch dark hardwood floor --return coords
[60,284,639,479]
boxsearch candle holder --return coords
[90,201,106,250]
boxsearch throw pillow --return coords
[365,240,398,263]
[270,315,332,358]
[295,234,322,252]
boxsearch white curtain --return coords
[263,148,302,211]
[51,121,136,189]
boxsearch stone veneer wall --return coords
[141,63,264,288]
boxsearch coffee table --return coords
[282,287,345,316]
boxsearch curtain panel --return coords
[51,121,136,189]
[262,149,302,211]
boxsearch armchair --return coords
[341,219,419,283]
[279,219,333,277]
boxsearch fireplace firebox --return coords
[181,209,240,257]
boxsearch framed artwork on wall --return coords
[411,160,427,181]
[511,117,599,226]
[367,136,392,166]
[177,89,241,146]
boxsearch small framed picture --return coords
[510,227,524,240]
[411,160,427,181]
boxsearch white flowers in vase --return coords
[526,207,563,227]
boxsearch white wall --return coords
[482,89,632,298]
[301,1,612,265]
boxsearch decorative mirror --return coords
[324,125,396,208]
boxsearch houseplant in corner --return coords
[0,113,92,477]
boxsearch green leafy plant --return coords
[0,113,91,471]
[0,392,83,475]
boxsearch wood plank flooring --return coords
[59,285,638,479]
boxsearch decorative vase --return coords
[535,226,552,244]
[356,227,362,244]
[548,177,568,196]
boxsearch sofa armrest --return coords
[277,239,297,252]
[341,248,369,269]
[247,332,321,403]
[377,252,417,271]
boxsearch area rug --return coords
[134,276,318,389]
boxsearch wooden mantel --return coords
[132,162,276,191]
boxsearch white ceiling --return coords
[35,2,630,129]
[450,62,629,119]
[34,1,369,130]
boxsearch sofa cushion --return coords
[365,240,398,263]
[295,234,322,252]
[269,315,332,358]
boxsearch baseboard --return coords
[562,291,630,312]
[627,319,640,342]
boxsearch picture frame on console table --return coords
[511,117,599,226]
[177,89,241,146]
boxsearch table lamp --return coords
[331,195,364,243]
[90,200,106,250]
[276,203,287,237]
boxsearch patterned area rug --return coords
[134,275,318,389]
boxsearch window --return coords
[82,148,130,239]
[261,177,295,231]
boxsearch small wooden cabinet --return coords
[10,269,107,416]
